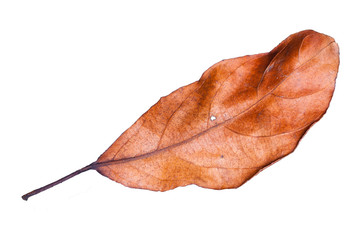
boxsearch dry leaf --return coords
[22,29,339,200]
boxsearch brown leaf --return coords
[22,29,339,200]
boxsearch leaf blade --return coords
[95,30,339,191]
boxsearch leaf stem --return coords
[22,163,95,201]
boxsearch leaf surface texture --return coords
[96,30,339,191]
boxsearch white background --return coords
[1,0,359,239]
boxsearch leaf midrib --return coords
[94,41,335,169]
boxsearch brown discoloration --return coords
[22,30,339,200]
[96,30,339,191]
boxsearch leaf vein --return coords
[95,41,334,169]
